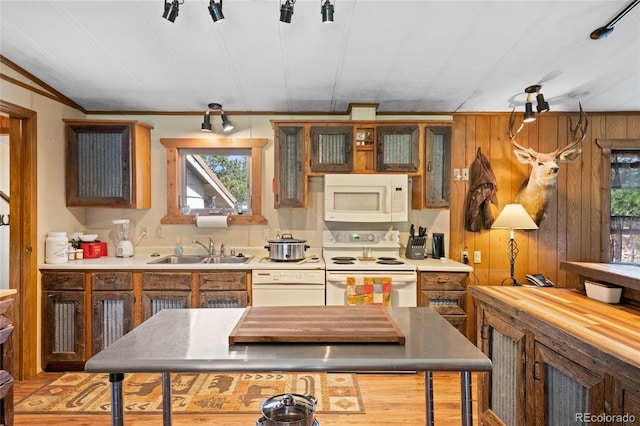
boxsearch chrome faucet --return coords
[192,238,215,256]
[219,243,226,256]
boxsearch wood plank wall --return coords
[450,112,640,289]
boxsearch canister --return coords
[45,232,68,264]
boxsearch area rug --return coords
[15,372,365,415]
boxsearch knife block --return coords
[405,236,426,260]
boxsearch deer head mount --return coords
[509,103,588,225]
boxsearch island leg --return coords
[109,373,124,426]
[460,371,473,426]
[425,371,434,425]
[162,372,172,426]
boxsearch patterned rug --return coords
[15,372,365,415]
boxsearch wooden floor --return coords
[13,371,479,425]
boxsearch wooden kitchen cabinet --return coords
[198,271,248,308]
[471,286,640,426]
[418,272,468,337]
[141,272,192,321]
[423,125,452,207]
[274,125,306,208]
[310,125,353,172]
[376,125,420,172]
[64,119,152,208]
[42,272,86,371]
[90,272,134,354]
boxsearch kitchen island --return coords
[85,306,491,426]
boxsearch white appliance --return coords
[323,230,417,307]
[324,174,409,222]
[252,269,325,307]
[113,219,134,257]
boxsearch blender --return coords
[113,219,134,257]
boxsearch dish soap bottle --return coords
[174,238,183,255]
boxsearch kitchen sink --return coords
[201,255,253,264]
[147,255,205,264]
[147,254,253,264]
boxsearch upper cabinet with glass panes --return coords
[271,120,453,209]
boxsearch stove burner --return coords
[331,256,356,261]
[377,257,397,261]
[333,260,354,265]
[376,259,404,265]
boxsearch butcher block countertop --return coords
[560,261,640,291]
[469,286,640,371]
[228,306,405,344]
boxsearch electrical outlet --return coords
[155,225,164,238]
[274,228,282,238]
[140,226,148,237]
[474,250,481,264]
[453,168,461,180]
[262,228,270,240]
[461,251,469,264]
[462,168,469,180]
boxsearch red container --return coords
[81,242,102,259]
[100,241,108,256]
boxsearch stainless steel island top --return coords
[85,307,491,425]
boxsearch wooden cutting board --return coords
[228,306,405,345]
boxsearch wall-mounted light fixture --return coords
[201,103,234,132]
[280,0,295,23]
[522,84,549,123]
[208,0,224,22]
[321,0,334,23]
[162,0,181,22]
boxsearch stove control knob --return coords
[367,234,374,241]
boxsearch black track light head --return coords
[162,0,180,23]
[208,0,224,22]
[280,0,295,23]
[321,0,334,23]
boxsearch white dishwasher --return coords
[251,270,326,307]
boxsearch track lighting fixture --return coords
[208,0,224,22]
[280,0,295,24]
[321,0,334,23]
[201,103,234,132]
[162,0,181,23]
[590,0,640,39]
[521,85,549,122]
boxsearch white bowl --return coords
[79,234,99,242]
[584,281,622,304]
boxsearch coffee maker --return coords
[113,219,134,257]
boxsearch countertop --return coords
[39,248,473,272]
[560,261,640,291]
[469,286,640,371]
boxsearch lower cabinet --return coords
[42,269,250,371]
[42,272,86,371]
[199,272,248,308]
[418,271,468,338]
[472,287,640,426]
[91,272,134,354]
[141,272,193,321]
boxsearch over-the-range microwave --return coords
[324,174,409,222]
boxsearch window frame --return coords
[596,139,640,263]
[160,138,268,225]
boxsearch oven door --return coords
[325,271,417,307]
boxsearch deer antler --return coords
[558,102,588,156]
[508,108,537,154]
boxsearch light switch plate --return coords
[462,168,469,180]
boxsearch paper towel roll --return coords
[195,215,231,228]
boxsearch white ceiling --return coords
[1,0,639,113]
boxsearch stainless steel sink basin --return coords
[147,255,205,264]
[147,254,253,264]
[201,255,253,264]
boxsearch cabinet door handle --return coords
[437,277,448,283]
[427,161,433,172]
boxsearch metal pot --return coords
[257,393,317,426]
[264,233,309,261]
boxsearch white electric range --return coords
[322,230,417,307]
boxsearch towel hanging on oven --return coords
[346,276,392,306]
